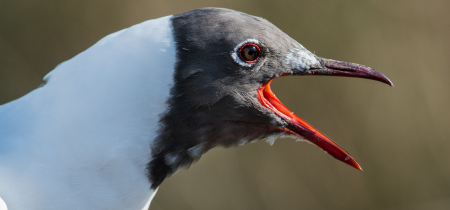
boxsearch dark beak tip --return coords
[316,57,394,87]
[374,71,394,87]
[387,79,394,87]
[380,76,394,87]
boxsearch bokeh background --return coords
[1,0,449,209]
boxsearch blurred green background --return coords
[1,0,449,209]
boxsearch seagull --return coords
[0,8,392,210]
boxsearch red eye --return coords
[239,43,261,63]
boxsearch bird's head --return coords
[148,8,392,188]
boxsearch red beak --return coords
[258,57,393,171]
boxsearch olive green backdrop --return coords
[1,0,449,209]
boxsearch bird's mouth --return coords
[257,57,393,171]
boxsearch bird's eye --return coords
[239,44,261,63]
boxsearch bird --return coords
[0,8,392,210]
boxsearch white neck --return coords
[0,15,175,210]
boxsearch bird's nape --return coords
[0,7,393,210]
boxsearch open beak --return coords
[258,57,393,171]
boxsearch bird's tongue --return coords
[258,79,362,171]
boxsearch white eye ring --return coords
[231,39,260,67]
